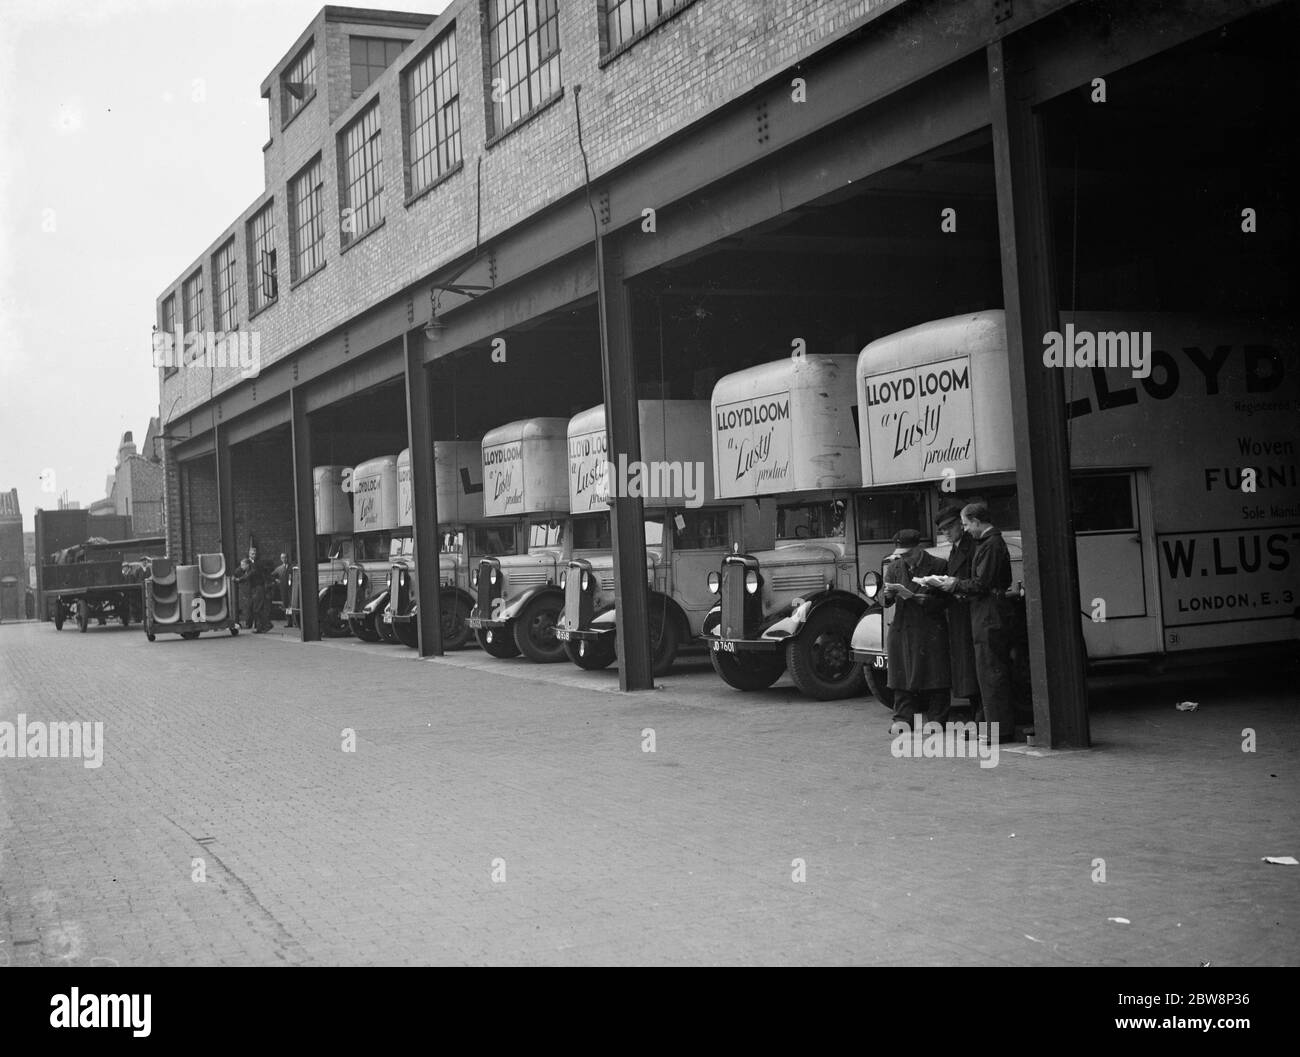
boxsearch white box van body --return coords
[465,418,571,661]
[555,400,750,674]
[287,464,353,633]
[849,309,1300,682]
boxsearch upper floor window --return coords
[160,294,177,377]
[351,36,408,98]
[603,0,690,54]
[247,202,277,312]
[339,103,383,245]
[181,269,204,362]
[485,0,560,137]
[281,40,317,124]
[212,239,238,331]
[405,27,461,196]
[288,156,326,280]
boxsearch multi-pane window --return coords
[604,0,688,53]
[406,28,461,195]
[281,40,317,122]
[212,239,238,331]
[247,202,277,312]
[485,0,561,136]
[351,37,407,98]
[160,294,177,376]
[289,156,326,280]
[182,269,204,362]
[339,104,383,245]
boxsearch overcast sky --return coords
[0,0,448,530]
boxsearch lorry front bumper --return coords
[465,615,505,631]
[704,635,783,654]
[555,625,613,644]
[852,650,888,668]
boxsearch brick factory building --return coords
[155,1,1298,744]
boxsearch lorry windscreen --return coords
[528,520,565,550]
[777,499,847,542]
[470,525,516,557]
[572,516,665,550]
[440,530,465,555]
[354,533,392,561]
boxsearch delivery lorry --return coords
[286,465,354,634]
[700,354,914,700]
[387,441,520,650]
[848,309,1300,687]
[465,418,571,661]
[555,400,760,675]
[342,454,404,641]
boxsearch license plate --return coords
[710,639,737,653]
[554,628,570,641]
[383,611,393,623]
[872,655,886,669]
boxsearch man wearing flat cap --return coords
[881,528,952,730]
[935,503,982,721]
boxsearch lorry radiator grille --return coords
[565,572,584,628]
[345,567,363,614]
[507,570,548,589]
[770,572,825,592]
[720,563,747,638]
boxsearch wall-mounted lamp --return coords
[423,280,493,341]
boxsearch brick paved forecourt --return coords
[1,623,1296,966]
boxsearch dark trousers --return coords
[973,625,1014,738]
[250,586,271,632]
[892,688,951,726]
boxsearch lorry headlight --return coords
[560,571,567,590]
[745,569,759,594]
[471,568,479,587]
[489,567,499,586]
[707,571,720,594]
[862,570,881,599]
[581,571,590,592]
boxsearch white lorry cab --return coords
[387,441,520,650]
[849,309,1300,684]
[465,418,572,661]
[341,454,404,642]
[555,400,752,675]
[287,464,354,633]
[702,355,890,700]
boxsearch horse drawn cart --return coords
[43,536,165,632]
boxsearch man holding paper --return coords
[881,528,952,731]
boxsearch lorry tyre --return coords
[320,591,351,638]
[513,594,567,663]
[377,614,398,644]
[565,637,615,670]
[476,627,521,658]
[441,597,473,651]
[649,606,680,676]
[394,614,417,648]
[863,662,893,709]
[710,648,785,691]
[349,613,381,642]
[786,606,866,700]
[76,600,89,633]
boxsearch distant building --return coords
[94,420,166,535]
[0,489,24,620]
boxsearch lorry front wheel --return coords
[441,597,473,651]
[863,661,894,709]
[566,637,615,670]
[476,627,521,658]
[349,613,381,642]
[710,648,785,691]
[786,606,866,700]
[513,595,567,663]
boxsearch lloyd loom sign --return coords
[861,356,976,484]
[568,428,610,512]
[482,440,525,516]
[714,392,794,496]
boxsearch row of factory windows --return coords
[161,0,697,374]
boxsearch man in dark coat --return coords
[882,528,952,730]
[273,553,291,623]
[238,545,274,633]
[935,503,982,720]
[946,502,1016,743]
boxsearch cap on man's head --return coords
[934,503,964,527]
[893,528,922,547]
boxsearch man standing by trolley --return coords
[944,502,1016,743]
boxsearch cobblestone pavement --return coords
[1,620,1296,966]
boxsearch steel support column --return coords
[989,37,1090,749]
[214,424,236,565]
[597,236,653,691]
[290,388,320,642]
[404,330,443,658]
